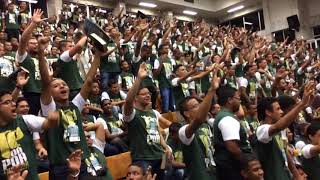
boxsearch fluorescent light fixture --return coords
[244,22,253,25]
[227,5,244,13]
[183,10,197,16]
[139,2,157,8]
[18,0,38,3]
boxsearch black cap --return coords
[137,11,147,19]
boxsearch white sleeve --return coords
[178,125,195,145]
[218,116,240,141]
[302,144,316,159]
[60,50,72,62]
[96,117,108,130]
[154,59,160,69]
[123,109,136,123]
[305,107,313,114]
[132,55,141,63]
[22,115,46,132]
[189,81,195,90]
[297,67,304,75]
[72,93,86,112]
[120,90,127,100]
[32,132,40,140]
[256,124,273,143]
[239,78,248,88]
[186,77,192,83]
[171,78,180,87]
[207,118,215,128]
[118,76,122,84]
[306,67,313,73]
[15,51,28,63]
[40,98,56,117]
[101,92,110,101]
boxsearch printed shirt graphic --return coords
[0,57,15,77]
[0,127,28,175]
[198,123,216,169]
[143,115,161,145]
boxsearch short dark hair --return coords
[257,97,278,121]
[107,79,119,88]
[59,40,72,51]
[169,122,182,134]
[179,96,198,120]
[306,121,320,139]
[277,95,296,112]
[128,162,146,175]
[0,91,11,101]
[16,97,28,107]
[243,64,253,74]
[240,153,259,171]
[216,86,237,106]
[100,98,112,107]
[173,64,184,74]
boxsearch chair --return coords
[38,171,49,180]
[106,152,132,179]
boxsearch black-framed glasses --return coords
[0,99,14,105]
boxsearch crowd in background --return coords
[1,1,320,180]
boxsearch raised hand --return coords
[47,111,60,127]
[144,166,157,180]
[16,70,29,88]
[301,81,315,107]
[7,165,28,180]
[137,62,148,79]
[38,37,50,52]
[38,147,48,159]
[32,9,44,24]
[210,65,221,90]
[66,149,83,173]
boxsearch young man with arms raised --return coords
[178,67,220,180]
[38,34,102,179]
[123,63,171,180]
[256,82,314,180]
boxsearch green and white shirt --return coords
[0,115,46,180]
[124,109,164,160]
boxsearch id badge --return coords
[90,155,102,171]
[67,124,80,142]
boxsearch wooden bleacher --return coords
[39,113,178,180]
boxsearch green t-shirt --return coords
[45,103,90,166]
[19,11,29,24]
[5,12,19,30]
[302,155,320,180]
[172,79,190,110]
[89,147,113,180]
[127,109,164,160]
[120,72,134,91]
[57,58,83,90]
[0,56,15,91]
[181,123,216,180]
[213,109,252,171]
[195,75,210,96]
[256,132,290,180]
[123,42,135,62]
[100,43,121,73]
[20,55,42,93]
[155,58,174,89]
[235,64,244,78]
[167,137,183,164]
[0,116,39,180]
[99,113,123,135]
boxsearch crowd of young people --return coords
[0,1,320,180]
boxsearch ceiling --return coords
[123,0,262,23]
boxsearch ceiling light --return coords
[227,5,244,13]
[183,10,197,16]
[244,22,253,25]
[18,0,38,3]
[139,2,157,8]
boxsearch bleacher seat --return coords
[39,172,49,180]
[105,152,132,179]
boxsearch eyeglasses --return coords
[0,99,14,105]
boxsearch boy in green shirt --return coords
[178,68,220,180]
[256,82,313,180]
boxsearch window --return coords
[272,29,295,43]
[313,25,320,39]
[219,10,265,32]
